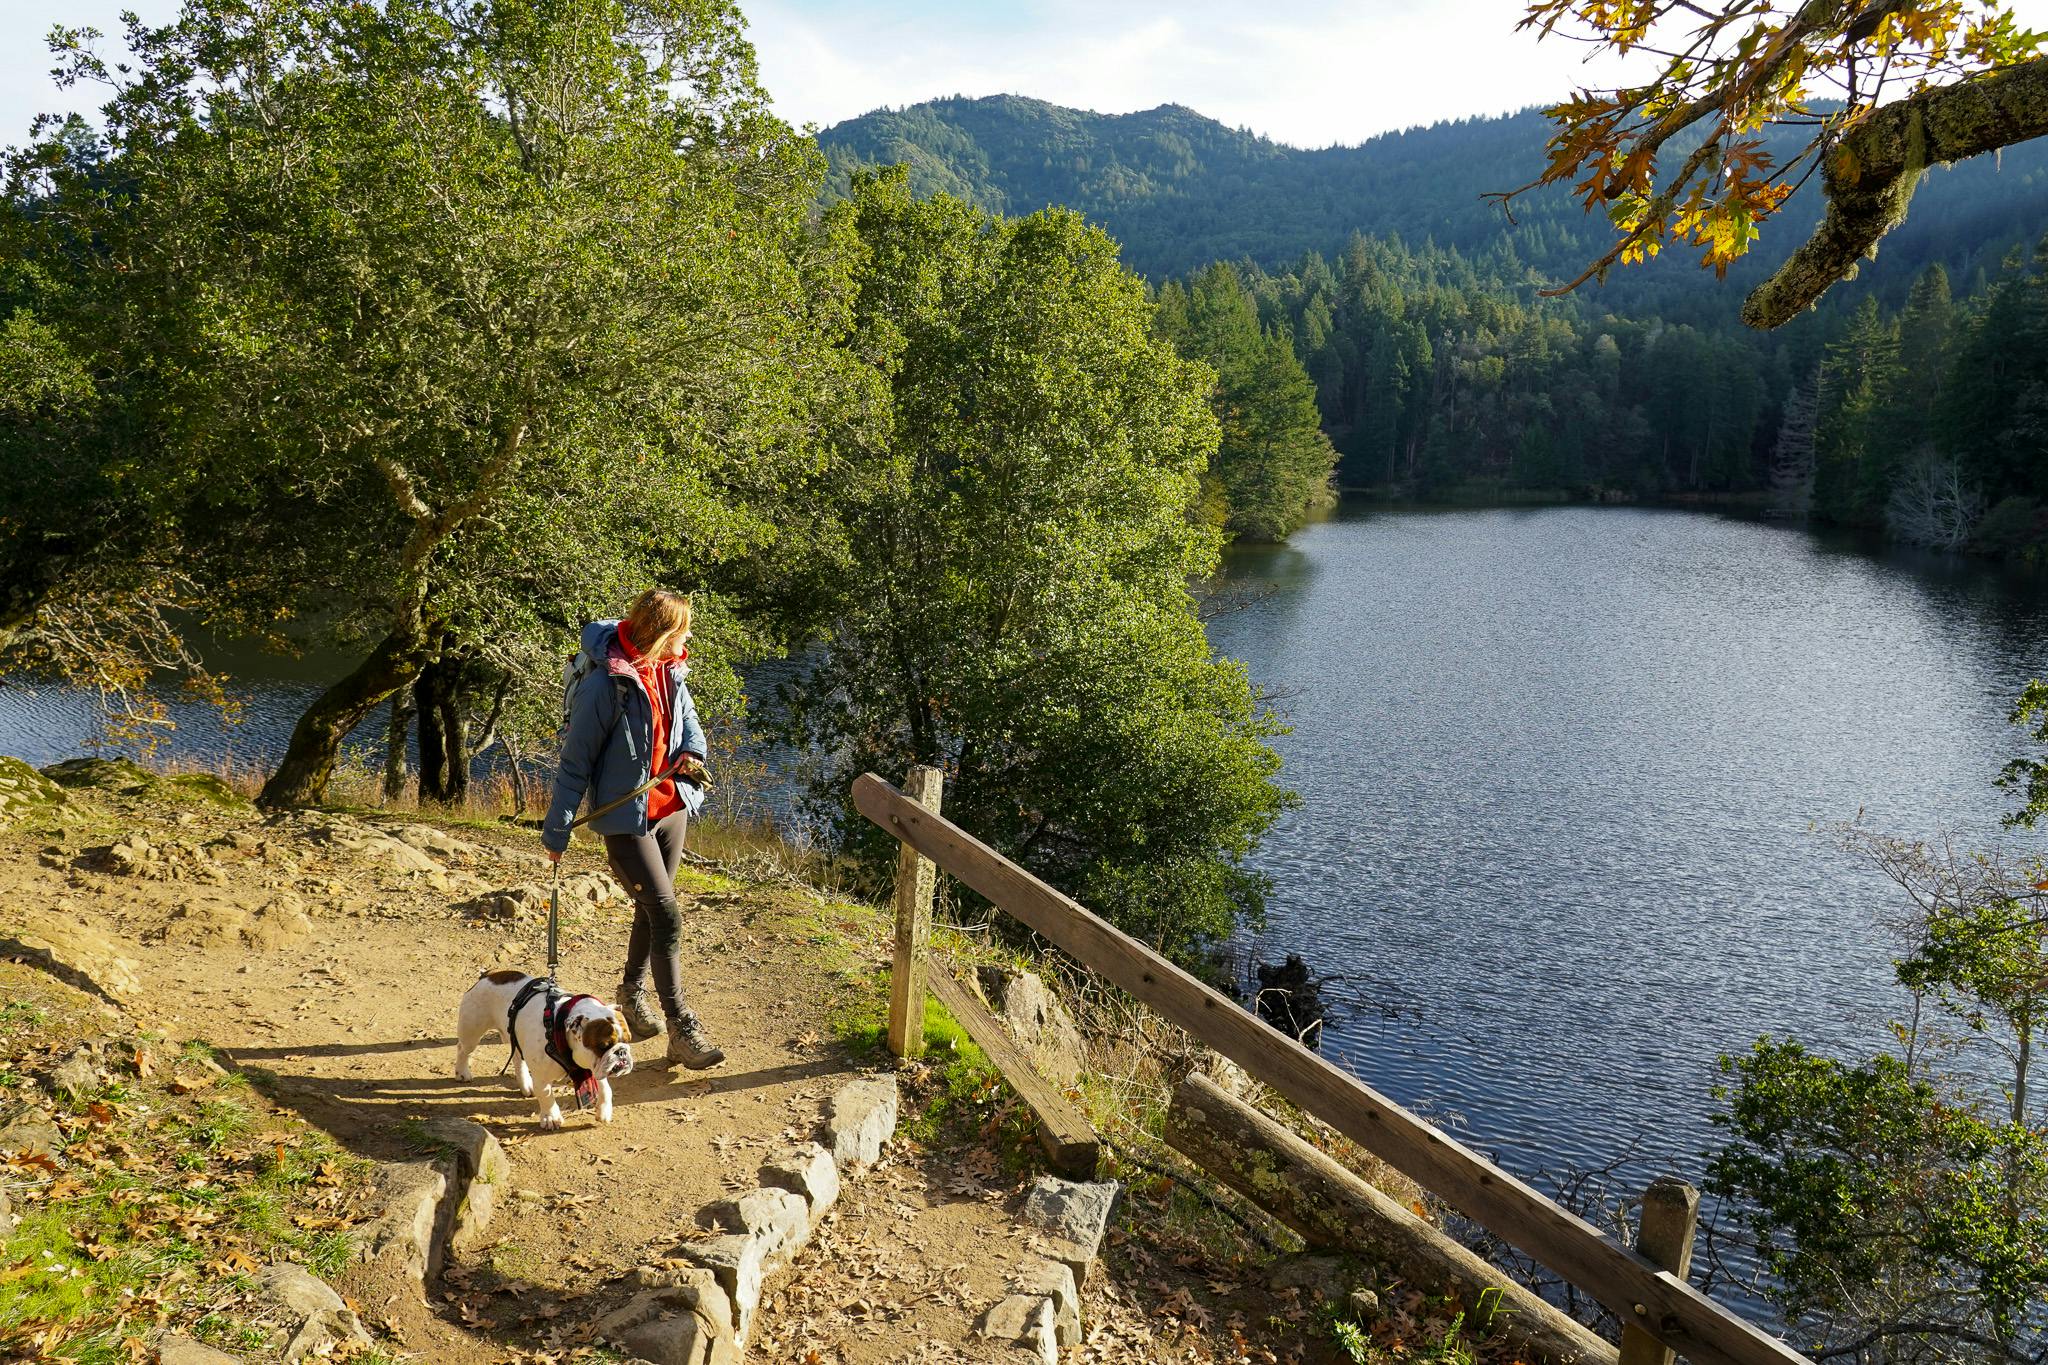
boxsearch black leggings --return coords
[603,810,692,1018]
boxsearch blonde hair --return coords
[623,589,693,661]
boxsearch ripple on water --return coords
[1211,503,2045,1187]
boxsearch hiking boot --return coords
[618,983,664,1043]
[664,1012,725,1070]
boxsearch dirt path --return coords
[0,774,1058,1362]
[2,769,1355,1364]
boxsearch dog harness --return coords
[504,976,603,1111]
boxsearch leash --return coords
[547,861,562,982]
[567,754,705,832]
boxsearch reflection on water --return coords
[1207,502,2048,1200]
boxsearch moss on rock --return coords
[164,773,254,810]
[0,757,68,825]
[42,757,160,796]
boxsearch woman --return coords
[542,589,724,1069]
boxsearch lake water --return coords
[1205,501,2048,1213]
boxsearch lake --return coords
[1204,501,2048,1213]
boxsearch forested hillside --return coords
[820,96,2048,549]
[817,95,2048,322]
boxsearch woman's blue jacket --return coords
[541,619,706,854]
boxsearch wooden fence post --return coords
[885,765,944,1058]
[1618,1177,1701,1365]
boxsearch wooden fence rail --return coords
[854,771,1809,1365]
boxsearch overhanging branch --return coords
[1744,57,2048,329]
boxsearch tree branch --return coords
[1745,57,2048,328]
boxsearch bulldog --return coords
[455,968,634,1128]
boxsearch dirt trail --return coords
[0,776,1049,1362]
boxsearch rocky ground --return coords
[0,758,1407,1365]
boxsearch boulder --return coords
[47,1043,104,1101]
[283,1308,370,1363]
[976,1295,1059,1365]
[379,824,483,861]
[0,1110,65,1158]
[678,1234,768,1347]
[252,1262,372,1362]
[1012,1255,1080,1348]
[824,1076,898,1172]
[1194,1048,1256,1100]
[1021,1175,1120,1285]
[353,1160,449,1284]
[1267,1252,1360,1304]
[592,1271,737,1365]
[241,898,314,950]
[0,1184,14,1239]
[700,1187,810,1265]
[361,835,441,875]
[975,966,1086,1085]
[105,837,160,877]
[757,1142,839,1217]
[41,757,157,796]
[255,1262,347,1320]
[0,757,68,825]
[164,773,254,810]
[411,1118,509,1255]
[156,1335,243,1364]
[0,918,144,1003]
[158,899,249,945]
[561,871,619,906]
[458,884,548,922]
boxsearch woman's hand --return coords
[545,849,562,865]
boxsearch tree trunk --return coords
[415,655,450,803]
[502,732,529,817]
[382,684,415,804]
[2015,1015,2031,1129]
[258,624,435,808]
[439,674,470,807]
[0,538,82,656]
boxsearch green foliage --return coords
[1968,497,2046,559]
[1894,887,2047,1126]
[780,169,1292,966]
[1707,1039,2048,1344]
[1998,680,2048,832]
[1154,265,1337,539]
[821,98,2048,527]
[6,0,862,795]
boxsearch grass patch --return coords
[0,977,378,1360]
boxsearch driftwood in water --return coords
[1165,1073,1618,1365]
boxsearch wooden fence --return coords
[855,768,1811,1365]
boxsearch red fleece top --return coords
[616,622,685,823]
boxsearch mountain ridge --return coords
[816,93,2048,321]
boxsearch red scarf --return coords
[616,622,684,822]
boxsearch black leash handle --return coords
[547,862,561,981]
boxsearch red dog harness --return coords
[505,977,604,1111]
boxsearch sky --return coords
[0,0,1631,151]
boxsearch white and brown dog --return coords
[455,969,634,1129]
